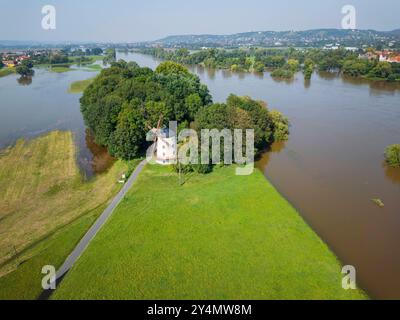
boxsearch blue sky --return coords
[0,0,399,42]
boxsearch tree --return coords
[81,60,288,169]
[185,93,203,119]
[226,95,274,148]
[368,61,392,79]
[287,59,300,72]
[109,102,146,160]
[253,61,265,73]
[156,61,190,75]
[342,59,370,77]
[16,60,34,77]
[269,110,289,141]
[303,59,314,80]
[81,60,212,159]
[21,59,34,69]
[90,48,103,55]
[271,68,294,79]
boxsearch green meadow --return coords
[53,165,367,300]
[68,78,95,93]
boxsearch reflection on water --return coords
[383,162,400,185]
[341,74,400,92]
[17,76,33,86]
[84,130,116,176]
[317,70,339,80]
[256,141,287,168]
[270,76,295,85]
[304,79,311,89]
[253,71,265,80]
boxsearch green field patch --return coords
[68,78,95,93]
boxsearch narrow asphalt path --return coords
[55,160,147,281]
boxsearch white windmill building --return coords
[148,115,177,165]
[155,128,177,165]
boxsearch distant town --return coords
[1,28,400,82]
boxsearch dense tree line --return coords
[30,48,103,66]
[140,47,400,82]
[80,60,289,168]
[33,53,70,65]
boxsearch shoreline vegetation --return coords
[138,47,400,82]
[0,131,139,299]
[53,164,367,299]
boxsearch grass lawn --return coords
[84,64,103,71]
[53,165,367,300]
[68,78,95,93]
[0,67,16,77]
[70,55,104,65]
[49,66,74,73]
[0,131,137,299]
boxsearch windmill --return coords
[147,115,184,185]
[147,115,177,166]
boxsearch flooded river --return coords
[0,51,399,299]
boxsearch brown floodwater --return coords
[118,52,400,299]
[84,129,116,175]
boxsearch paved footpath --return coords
[55,160,147,281]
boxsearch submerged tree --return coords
[385,144,400,168]
[16,60,34,77]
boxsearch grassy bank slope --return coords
[54,165,367,300]
[0,131,134,299]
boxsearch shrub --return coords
[271,68,294,79]
[385,144,400,168]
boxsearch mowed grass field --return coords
[54,165,367,300]
[0,131,135,299]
